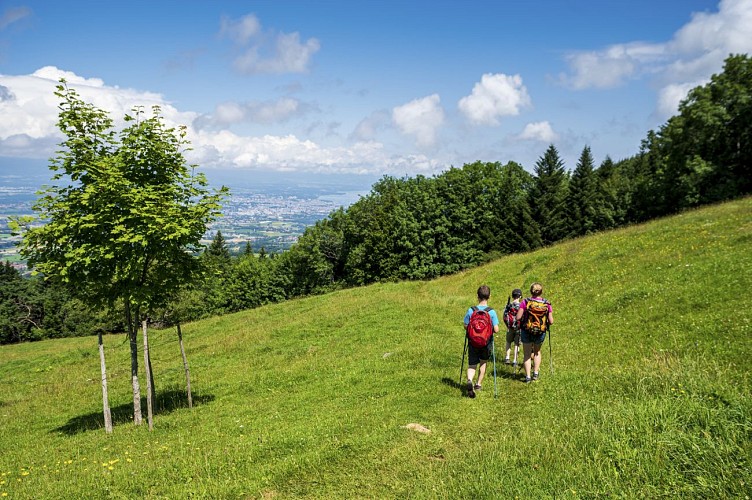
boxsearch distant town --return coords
[0,182,366,271]
[207,188,362,254]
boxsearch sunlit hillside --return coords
[0,197,750,498]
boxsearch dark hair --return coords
[512,288,522,298]
[477,285,491,301]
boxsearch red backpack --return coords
[504,302,521,332]
[466,306,494,348]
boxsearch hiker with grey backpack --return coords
[502,288,523,369]
[516,282,554,383]
[462,285,500,398]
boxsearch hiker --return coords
[516,282,553,383]
[502,288,523,367]
[463,285,500,398]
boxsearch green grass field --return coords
[1,198,751,498]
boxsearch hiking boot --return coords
[512,361,518,368]
[503,358,510,365]
[524,377,532,384]
[532,372,539,381]
[474,384,482,391]
[466,381,476,398]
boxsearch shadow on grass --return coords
[52,390,215,435]
[442,365,525,396]
[441,377,471,397]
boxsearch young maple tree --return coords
[13,81,227,431]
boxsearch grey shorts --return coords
[506,329,521,345]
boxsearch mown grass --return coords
[1,198,750,498]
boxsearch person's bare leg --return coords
[476,360,487,387]
[523,343,533,379]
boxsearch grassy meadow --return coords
[1,197,751,498]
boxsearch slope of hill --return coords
[0,197,750,498]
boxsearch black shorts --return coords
[468,342,491,365]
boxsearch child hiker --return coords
[502,288,523,367]
[516,282,554,383]
[463,285,500,398]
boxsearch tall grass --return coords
[1,198,750,498]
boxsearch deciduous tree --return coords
[12,81,227,431]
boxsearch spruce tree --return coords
[496,161,541,253]
[567,146,598,237]
[529,144,569,245]
[207,230,231,260]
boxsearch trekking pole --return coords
[492,336,498,399]
[459,334,468,385]
[548,325,554,375]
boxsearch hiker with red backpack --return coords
[463,285,500,398]
[502,288,523,368]
[516,282,554,383]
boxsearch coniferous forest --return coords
[1,54,750,344]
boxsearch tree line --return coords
[2,53,750,344]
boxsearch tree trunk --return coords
[147,342,156,401]
[142,319,154,431]
[125,301,142,425]
[98,330,113,434]
[177,322,193,409]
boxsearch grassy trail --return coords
[1,197,750,498]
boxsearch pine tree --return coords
[529,144,569,245]
[566,146,598,237]
[206,230,231,260]
[496,161,541,253]
[243,241,254,256]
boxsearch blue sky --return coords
[1,0,750,189]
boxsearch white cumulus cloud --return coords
[220,14,320,75]
[655,80,708,118]
[219,14,261,45]
[560,0,752,118]
[0,67,443,176]
[561,42,666,90]
[0,67,193,157]
[518,121,558,143]
[194,97,314,129]
[392,94,445,147]
[350,110,391,142]
[458,73,531,126]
